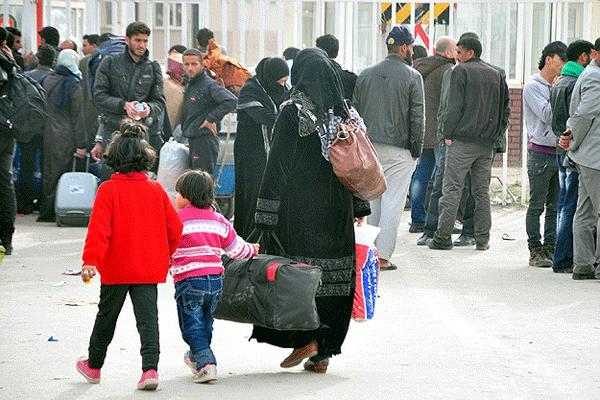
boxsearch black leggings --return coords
[88,284,159,372]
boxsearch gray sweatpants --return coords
[368,143,416,260]
[573,165,600,276]
[434,140,494,244]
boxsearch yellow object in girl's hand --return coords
[81,265,97,284]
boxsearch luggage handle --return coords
[72,152,91,173]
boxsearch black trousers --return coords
[189,135,219,175]
[0,136,15,242]
[88,284,159,372]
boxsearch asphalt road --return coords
[1,207,599,400]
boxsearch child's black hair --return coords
[103,119,156,174]
[175,170,214,209]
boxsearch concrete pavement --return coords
[1,207,599,400]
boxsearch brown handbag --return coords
[330,101,387,201]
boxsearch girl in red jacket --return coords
[76,120,183,391]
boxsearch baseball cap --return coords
[386,26,414,46]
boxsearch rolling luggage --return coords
[55,154,98,227]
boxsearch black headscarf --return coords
[256,57,289,107]
[291,48,344,117]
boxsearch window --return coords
[170,3,182,27]
[155,3,163,27]
[302,3,315,49]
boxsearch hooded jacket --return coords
[414,54,455,149]
[523,74,555,149]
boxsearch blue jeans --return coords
[410,148,437,227]
[175,275,223,369]
[424,141,446,237]
[553,154,579,270]
[526,151,559,249]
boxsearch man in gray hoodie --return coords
[523,41,567,268]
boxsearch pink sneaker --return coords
[137,369,159,390]
[76,357,101,384]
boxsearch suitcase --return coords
[55,154,98,227]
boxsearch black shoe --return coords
[475,242,490,251]
[409,224,424,233]
[572,272,596,280]
[426,238,453,250]
[453,235,476,247]
[553,267,573,273]
[380,262,398,271]
[36,215,56,223]
[417,234,431,246]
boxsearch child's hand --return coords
[252,243,260,253]
[81,265,97,283]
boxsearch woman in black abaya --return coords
[252,48,370,373]
[233,57,288,238]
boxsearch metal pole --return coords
[181,2,188,49]
[277,0,283,56]
[239,0,246,65]
[259,0,265,60]
[449,1,454,38]
[146,0,153,59]
[372,2,378,65]
[222,0,228,50]
[352,0,358,72]
[164,1,171,61]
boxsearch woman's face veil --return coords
[291,48,344,115]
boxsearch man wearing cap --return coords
[523,41,567,267]
[353,26,425,270]
[428,36,509,251]
[27,26,60,71]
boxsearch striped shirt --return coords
[170,205,257,283]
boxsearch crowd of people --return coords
[0,16,599,392]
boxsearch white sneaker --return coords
[183,351,198,374]
[193,364,217,383]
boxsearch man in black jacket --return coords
[181,49,236,175]
[549,39,594,273]
[428,37,509,251]
[316,34,356,100]
[91,22,165,172]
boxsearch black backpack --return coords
[0,70,48,142]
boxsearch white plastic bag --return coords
[157,138,190,201]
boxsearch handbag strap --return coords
[247,228,289,258]
[342,99,355,123]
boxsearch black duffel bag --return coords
[214,248,322,330]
